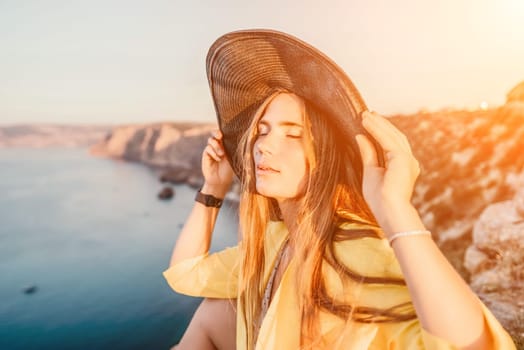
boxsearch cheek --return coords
[295,156,308,178]
[284,147,309,183]
[293,144,308,170]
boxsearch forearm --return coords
[383,204,491,349]
[168,184,227,267]
[358,112,493,348]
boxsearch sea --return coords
[0,147,239,350]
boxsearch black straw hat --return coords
[206,29,385,176]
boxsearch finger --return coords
[211,129,223,140]
[362,112,411,154]
[204,145,222,162]
[355,134,379,168]
[207,137,225,156]
[365,111,412,152]
[362,111,404,148]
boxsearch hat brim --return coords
[206,29,385,177]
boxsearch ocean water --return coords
[0,148,238,350]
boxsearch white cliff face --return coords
[97,125,141,157]
[89,122,217,187]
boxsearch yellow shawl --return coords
[163,220,515,349]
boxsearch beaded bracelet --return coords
[388,229,432,247]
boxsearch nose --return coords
[255,135,275,156]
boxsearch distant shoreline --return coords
[0,122,216,149]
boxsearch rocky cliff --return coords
[392,102,524,245]
[89,122,218,189]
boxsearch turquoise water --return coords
[0,148,238,349]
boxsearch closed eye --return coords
[256,126,269,136]
[286,129,303,138]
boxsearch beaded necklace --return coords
[261,237,290,317]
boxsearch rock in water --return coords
[158,187,175,200]
[23,285,38,294]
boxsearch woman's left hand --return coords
[355,111,421,231]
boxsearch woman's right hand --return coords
[169,130,234,267]
[201,130,234,197]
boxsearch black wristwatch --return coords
[195,188,223,208]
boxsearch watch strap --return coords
[195,188,223,208]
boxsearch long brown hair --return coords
[236,90,416,350]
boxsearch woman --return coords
[164,30,516,349]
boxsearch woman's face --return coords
[252,93,311,202]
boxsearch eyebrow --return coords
[258,120,303,128]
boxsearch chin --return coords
[256,183,297,201]
[256,182,279,197]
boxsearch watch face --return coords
[209,196,223,207]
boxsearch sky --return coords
[1,0,524,125]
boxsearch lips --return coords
[256,163,279,173]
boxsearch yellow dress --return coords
[163,220,516,349]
